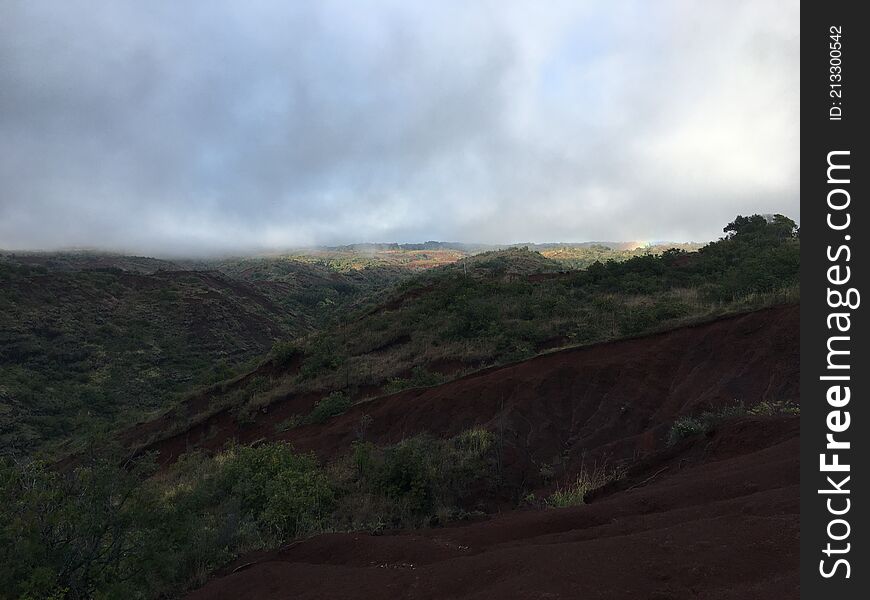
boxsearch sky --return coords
[0,0,799,255]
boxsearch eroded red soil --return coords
[179,305,799,599]
[132,305,798,479]
[188,417,798,599]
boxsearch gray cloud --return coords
[0,0,799,254]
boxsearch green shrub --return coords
[0,454,159,600]
[0,444,335,599]
[305,391,352,425]
[269,341,300,367]
[666,416,708,446]
[667,399,799,447]
[344,429,498,527]
[383,367,445,394]
[299,339,345,380]
[216,445,335,538]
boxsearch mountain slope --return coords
[183,305,800,599]
[132,304,799,486]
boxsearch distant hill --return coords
[0,251,183,273]
[0,257,407,456]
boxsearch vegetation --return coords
[0,265,291,456]
[537,242,701,269]
[383,366,446,394]
[0,257,406,457]
[0,430,499,599]
[0,213,801,598]
[185,214,798,438]
[304,391,352,425]
[546,462,622,508]
[666,399,800,446]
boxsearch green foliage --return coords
[0,265,304,457]
[345,428,497,527]
[0,443,334,599]
[0,251,413,457]
[299,339,346,380]
[569,214,799,303]
[667,399,800,446]
[207,445,335,538]
[0,432,498,599]
[269,341,301,367]
[0,453,159,600]
[305,392,352,425]
[666,416,709,446]
[383,367,446,394]
[724,214,798,239]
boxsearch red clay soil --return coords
[281,305,798,477]
[179,304,799,599]
[129,304,799,478]
[187,416,799,600]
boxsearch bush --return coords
[305,391,352,425]
[299,339,345,380]
[269,341,300,367]
[0,454,159,600]
[215,445,335,538]
[374,437,438,514]
[383,367,445,394]
[344,428,498,527]
[0,444,335,599]
[666,416,708,446]
[666,400,799,447]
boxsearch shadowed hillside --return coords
[0,215,801,599]
[0,258,407,455]
[121,217,798,462]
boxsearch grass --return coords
[546,462,622,508]
[666,400,800,446]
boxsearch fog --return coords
[0,0,799,255]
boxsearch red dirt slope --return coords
[187,415,799,600]
[135,305,798,481]
[182,305,799,599]
[281,305,798,480]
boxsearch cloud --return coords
[0,0,799,254]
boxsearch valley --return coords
[0,216,801,599]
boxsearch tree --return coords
[723,214,798,240]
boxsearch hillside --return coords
[2,303,800,599]
[180,305,799,600]
[0,215,801,599]
[0,258,407,456]
[134,304,799,476]
[120,219,798,462]
[2,242,708,457]
[188,415,799,600]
